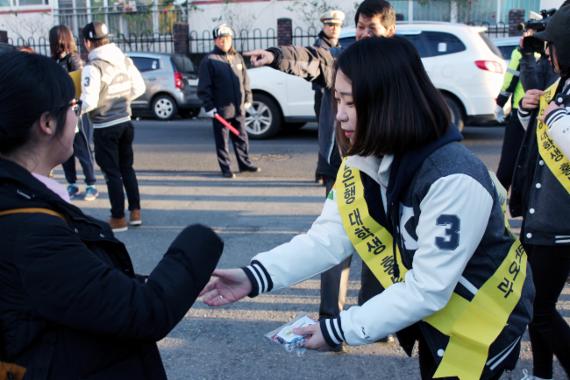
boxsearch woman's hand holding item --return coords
[199,268,252,306]
[521,89,544,110]
[293,323,328,350]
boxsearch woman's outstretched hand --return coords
[199,269,252,306]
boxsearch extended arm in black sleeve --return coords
[267,45,336,89]
[19,218,223,341]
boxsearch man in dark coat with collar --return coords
[198,24,260,179]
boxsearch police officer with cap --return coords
[313,10,345,121]
[511,4,570,379]
[198,23,259,178]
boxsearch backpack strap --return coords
[0,208,64,379]
[0,208,65,221]
[0,361,26,380]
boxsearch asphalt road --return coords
[61,119,568,380]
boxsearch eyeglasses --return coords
[56,99,82,117]
[324,22,341,27]
[70,99,83,117]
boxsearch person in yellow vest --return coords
[201,37,534,379]
[510,4,570,380]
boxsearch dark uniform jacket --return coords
[267,45,341,178]
[511,80,570,246]
[0,158,223,380]
[198,47,252,120]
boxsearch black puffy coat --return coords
[0,158,223,380]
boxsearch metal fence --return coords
[8,21,513,58]
[188,26,319,54]
[8,32,173,56]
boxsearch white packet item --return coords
[265,314,317,356]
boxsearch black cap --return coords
[535,5,570,69]
[82,21,110,41]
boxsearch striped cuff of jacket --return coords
[242,260,273,297]
[320,317,346,347]
[545,108,568,127]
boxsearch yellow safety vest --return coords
[335,159,527,380]
[536,79,570,193]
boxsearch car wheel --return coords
[151,95,178,120]
[443,95,464,132]
[245,94,282,139]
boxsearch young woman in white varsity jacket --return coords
[201,37,535,380]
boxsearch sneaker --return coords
[240,165,261,173]
[129,209,142,226]
[222,171,236,178]
[109,217,128,232]
[67,184,79,198]
[84,186,99,201]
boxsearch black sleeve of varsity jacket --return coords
[241,260,274,297]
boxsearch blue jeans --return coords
[62,116,96,186]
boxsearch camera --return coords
[517,8,556,32]
[519,8,557,54]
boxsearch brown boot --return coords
[129,209,142,226]
[109,216,128,232]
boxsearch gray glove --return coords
[494,105,505,123]
[204,108,217,118]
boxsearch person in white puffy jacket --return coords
[201,37,534,380]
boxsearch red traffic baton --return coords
[214,113,241,137]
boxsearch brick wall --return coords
[173,23,189,55]
[508,9,525,36]
[277,18,292,46]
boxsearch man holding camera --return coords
[510,4,570,379]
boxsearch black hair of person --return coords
[0,52,75,154]
[335,36,450,157]
[354,0,396,28]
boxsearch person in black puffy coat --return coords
[0,51,223,380]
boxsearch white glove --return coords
[244,102,252,112]
[204,108,217,118]
[494,105,505,123]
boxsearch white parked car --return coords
[493,36,520,63]
[246,67,315,139]
[245,22,506,138]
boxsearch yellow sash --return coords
[536,79,570,193]
[336,159,527,380]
